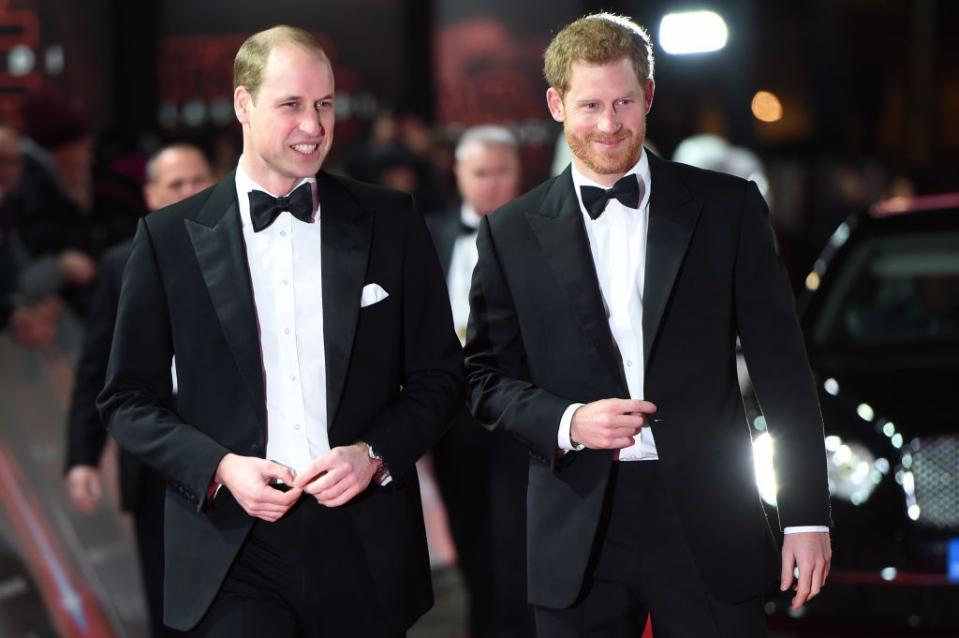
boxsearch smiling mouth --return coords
[593,137,625,145]
[290,143,319,155]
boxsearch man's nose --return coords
[597,106,621,133]
[299,111,323,136]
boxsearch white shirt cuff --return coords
[783,526,829,534]
[558,403,586,452]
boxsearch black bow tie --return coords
[249,182,314,232]
[580,174,642,219]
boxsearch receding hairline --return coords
[146,143,208,183]
[455,126,519,164]
[233,25,330,96]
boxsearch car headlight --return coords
[825,435,887,505]
[752,432,778,506]
[752,433,888,507]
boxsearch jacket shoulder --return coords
[485,176,559,230]
[661,157,756,199]
[142,183,219,234]
[322,172,413,213]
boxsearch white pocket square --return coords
[360,283,389,308]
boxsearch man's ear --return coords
[644,79,655,114]
[546,87,566,123]
[143,183,158,211]
[234,86,252,125]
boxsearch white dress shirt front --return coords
[235,162,330,476]
[447,204,482,344]
[554,152,827,534]
[557,152,658,461]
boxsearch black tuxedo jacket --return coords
[465,152,831,608]
[425,208,462,276]
[66,241,147,512]
[98,171,464,631]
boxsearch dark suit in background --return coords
[65,240,169,636]
[427,209,533,638]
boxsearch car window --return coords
[812,232,959,346]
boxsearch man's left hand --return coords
[294,444,376,507]
[781,531,831,611]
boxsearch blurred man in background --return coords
[428,125,535,637]
[65,143,214,637]
[0,122,66,349]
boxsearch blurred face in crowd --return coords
[144,147,214,211]
[547,56,654,187]
[0,126,23,202]
[455,141,521,217]
[235,43,334,195]
[55,135,94,211]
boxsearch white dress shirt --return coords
[557,152,657,461]
[235,162,330,476]
[554,152,826,534]
[447,204,482,344]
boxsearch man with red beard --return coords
[465,13,831,637]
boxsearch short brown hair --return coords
[544,13,654,96]
[233,25,328,100]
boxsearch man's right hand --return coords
[66,465,102,513]
[213,453,302,522]
[570,399,657,450]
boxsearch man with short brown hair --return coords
[466,13,831,637]
[100,25,462,636]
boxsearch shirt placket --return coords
[275,215,312,472]
[608,205,640,396]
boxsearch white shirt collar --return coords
[460,203,482,231]
[234,158,318,229]
[570,148,651,218]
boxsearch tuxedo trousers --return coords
[433,409,535,638]
[534,461,767,638]
[131,468,174,638]
[182,495,402,638]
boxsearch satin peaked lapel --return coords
[185,173,266,424]
[643,153,703,368]
[318,173,373,429]
[526,168,627,395]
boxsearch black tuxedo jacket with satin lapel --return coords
[66,240,148,512]
[425,208,461,277]
[98,171,464,631]
[465,151,832,609]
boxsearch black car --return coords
[753,194,959,632]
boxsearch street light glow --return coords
[659,11,729,55]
